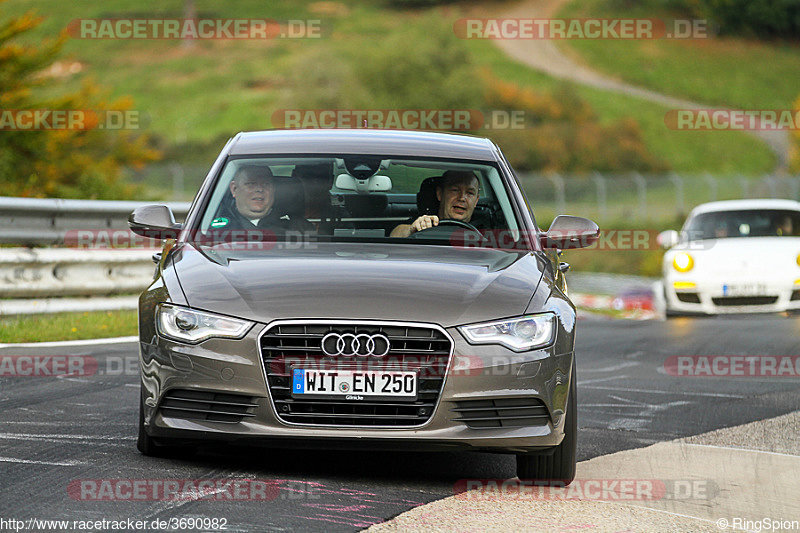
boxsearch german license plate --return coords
[291,368,417,400]
[722,283,767,296]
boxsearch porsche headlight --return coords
[672,252,694,273]
[459,314,556,352]
[156,304,252,344]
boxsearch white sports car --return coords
[658,199,800,316]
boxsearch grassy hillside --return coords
[557,0,800,110]
[4,0,776,182]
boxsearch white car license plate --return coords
[291,368,417,399]
[722,283,767,297]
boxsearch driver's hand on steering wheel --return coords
[410,215,439,234]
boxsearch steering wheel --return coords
[408,218,484,240]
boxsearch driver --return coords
[390,170,480,238]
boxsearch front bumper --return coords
[140,323,574,454]
[664,278,800,315]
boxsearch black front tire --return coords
[516,366,577,485]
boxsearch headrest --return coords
[416,176,441,216]
[272,176,305,220]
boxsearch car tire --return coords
[137,385,192,457]
[516,364,577,485]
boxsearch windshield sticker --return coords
[211,217,229,228]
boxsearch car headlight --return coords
[459,313,556,352]
[796,253,800,267]
[156,304,253,344]
[672,252,694,272]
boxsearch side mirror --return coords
[540,215,600,249]
[128,205,182,240]
[657,230,679,249]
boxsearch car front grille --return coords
[711,296,778,306]
[260,321,452,427]
[791,290,800,301]
[452,398,550,429]
[158,389,258,424]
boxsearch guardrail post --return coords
[704,173,717,202]
[765,175,778,198]
[668,173,684,216]
[169,163,185,201]
[632,172,647,219]
[546,173,566,215]
[592,171,607,222]
[739,176,749,198]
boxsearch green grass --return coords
[557,0,800,110]
[0,310,138,343]
[466,37,775,174]
[3,0,777,177]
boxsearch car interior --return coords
[201,157,518,246]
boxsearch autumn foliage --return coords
[481,74,666,172]
[0,2,159,198]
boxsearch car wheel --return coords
[516,363,577,485]
[137,384,192,457]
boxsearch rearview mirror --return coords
[657,230,680,249]
[128,205,182,240]
[335,174,392,193]
[540,215,600,249]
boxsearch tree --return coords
[0,1,160,198]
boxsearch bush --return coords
[280,15,665,173]
[666,0,800,38]
[0,3,160,199]
[482,77,667,172]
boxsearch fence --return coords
[0,197,190,314]
[1,172,799,314]
[0,196,191,246]
[127,163,800,223]
[517,172,800,225]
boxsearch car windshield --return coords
[684,209,800,240]
[195,155,524,248]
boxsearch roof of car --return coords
[690,199,800,215]
[227,129,499,161]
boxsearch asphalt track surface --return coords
[1,316,799,532]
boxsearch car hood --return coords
[170,242,547,327]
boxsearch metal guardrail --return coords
[0,197,190,313]
[0,196,191,245]
[0,248,155,298]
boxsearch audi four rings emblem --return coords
[321,332,391,357]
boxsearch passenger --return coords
[212,165,304,233]
[776,215,794,236]
[390,170,480,238]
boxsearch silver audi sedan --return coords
[129,129,598,483]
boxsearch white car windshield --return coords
[684,209,800,240]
